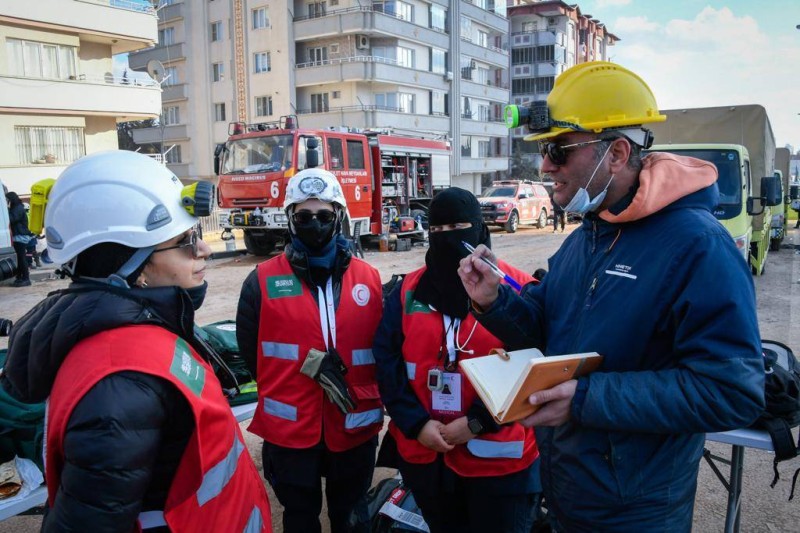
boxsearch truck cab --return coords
[477,180,550,233]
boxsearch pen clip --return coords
[490,348,511,361]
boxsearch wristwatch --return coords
[467,416,484,435]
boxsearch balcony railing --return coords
[293,5,449,34]
[297,104,450,116]
[296,55,403,69]
[80,0,156,15]
[460,36,509,56]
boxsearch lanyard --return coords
[442,315,459,367]
[317,277,336,350]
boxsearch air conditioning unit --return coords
[356,34,370,50]
[445,71,453,81]
[548,17,557,25]
[470,59,476,69]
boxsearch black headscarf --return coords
[415,187,490,318]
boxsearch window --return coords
[328,138,344,169]
[460,136,471,157]
[308,47,327,65]
[396,1,413,21]
[163,106,180,125]
[253,7,269,29]
[430,48,446,74]
[461,96,471,118]
[163,66,178,86]
[311,93,329,113]
[330,43,340,54]
[429,4,446,32]
[255,96,273,117]
[15,126,84,165]
[478,140,490,157]
[165,145,182,164]
[460,18,472,40]
[477,30,488,48]
[347,140,365,169]
[397,47,414,68]
[375,93,396,110]
[210,21,222,41]
[429,90,446,116]
[158,27,175,46]
[477,104,489,122]
[6,39,76,79]
[522,21,537,33]
[398,93,415,113]
[332,91,341,99]
[254,52,271,73]
[474,67,489,85]
[308,2,326,18]
[212,62,224,82]
[214,103,226,122]
[512,47,533,65]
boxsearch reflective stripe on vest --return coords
[405,362,416,380]
[262,341,299,361]
[197,432,246,506]
[466,438,525,459]
[139,510,167,529]
[263,397,298,421]
[351,348,375,366]
[244,506,264,533]
[345,408,383,429]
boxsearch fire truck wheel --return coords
[244,231,277,256]
[505,211,519,233]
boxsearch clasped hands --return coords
[417,418,472,453]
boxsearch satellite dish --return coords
[146,59,166,82]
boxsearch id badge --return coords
[431,372,462,415]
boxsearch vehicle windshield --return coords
[481,186,517,198]
[221,134,294,174]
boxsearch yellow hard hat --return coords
[520,61,666,142]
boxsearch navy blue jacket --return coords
[476,160,764,530]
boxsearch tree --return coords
[510,147,540,182]
[117,118,158,152]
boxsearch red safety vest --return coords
[46,325,271,532]
[388,265,539,478]
[248,254,383,452]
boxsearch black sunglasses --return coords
[539,139,607,166]
[152,229,199,258]
[292,210,336,225]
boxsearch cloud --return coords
[614,16,659,33]
[612,6,800,150]
[597,0,632,7]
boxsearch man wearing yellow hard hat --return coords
[458,62,764,530]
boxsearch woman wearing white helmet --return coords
[237,168,383,533]
[1,151,271,532]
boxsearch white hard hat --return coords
[45,150,198,266]
[283,168,346,211]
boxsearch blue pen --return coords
[462,241,523,292]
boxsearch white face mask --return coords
[562,143,615,215]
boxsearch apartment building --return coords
[507,1,618,164]
[0,0,161,195]
[129,0,512,193]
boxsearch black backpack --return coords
[751,340,800,499]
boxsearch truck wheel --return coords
[537,209,548,229]
[244,232,277,256]
[770,238,780,252]
[505,211,519,233]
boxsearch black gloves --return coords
[300,348,357,415]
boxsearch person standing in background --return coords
[550,194,566,233]
[6,191,32,287]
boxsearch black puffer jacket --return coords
[8,202,32,238]
[1,282,205,533]
[236,237,352,377]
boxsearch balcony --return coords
[159,0,184,22]
[460,2,508,33]
[161,83,188,102]
[128,43,186,70]
[460,39,508,68]
[132,124,189,144]
[510,30,560,48]
[297,105,451,132]
[511,62,559,78]
[294,7,449,49]
[2,0,157,53]
[460,78,509,101]
[460,156,508,174]
[295,56,450,90]
[0,73,161,117]
[460,119,508,137]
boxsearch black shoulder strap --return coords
[763,417,798,462]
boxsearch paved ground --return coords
[1,222,799,531]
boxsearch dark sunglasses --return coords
[539,139,607,166]
[152,229,199,258]
[292,210,336,225]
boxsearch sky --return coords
[578,0,800,153]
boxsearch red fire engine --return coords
[214,115,451,255]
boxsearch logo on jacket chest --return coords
[352,283,371,306]
[266,274,302,298]
[170,338,206,396]
[604,263,637,280]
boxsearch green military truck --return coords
[647,105,782,275]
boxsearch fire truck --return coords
[214,115,452,255]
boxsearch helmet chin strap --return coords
[106,246,156,288]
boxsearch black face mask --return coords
[185,281,208,310]
[293,218,337,251]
